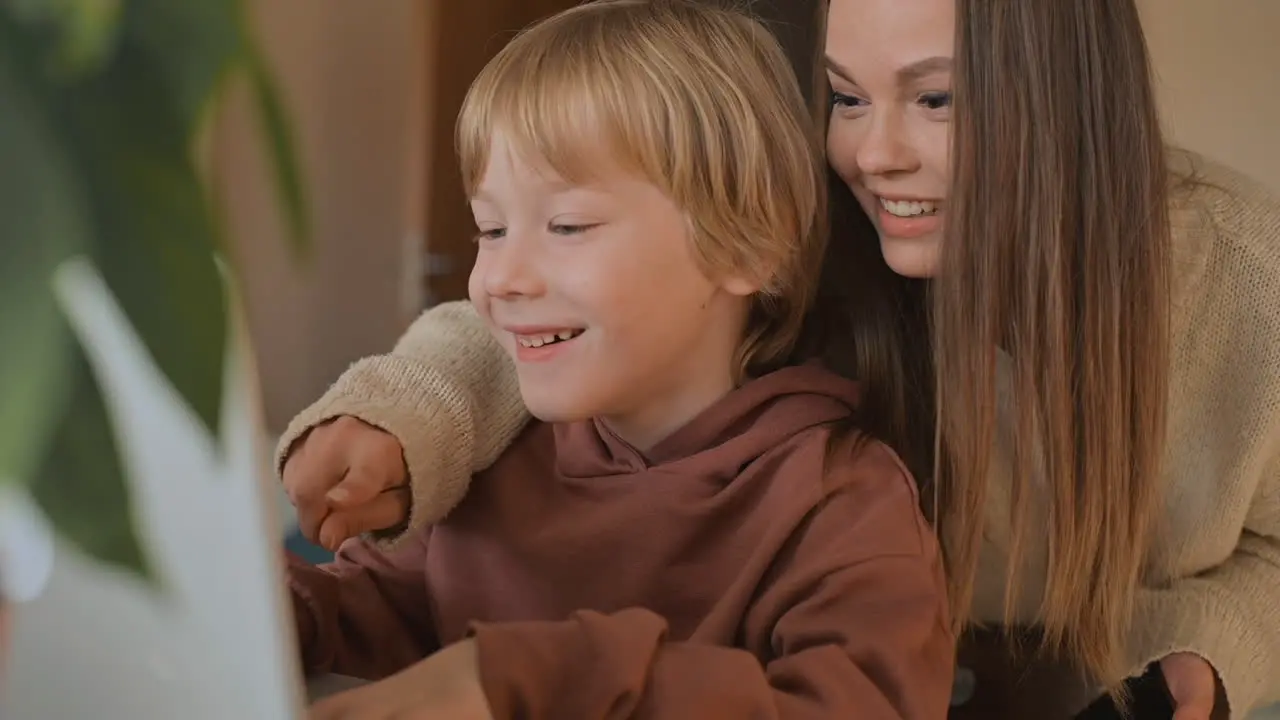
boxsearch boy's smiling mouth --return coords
[515,329,584,348]
[501,325,588,360]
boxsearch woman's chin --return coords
[878,235,942,279]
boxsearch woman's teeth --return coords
[517,330,582,348]
[880,197,938,217]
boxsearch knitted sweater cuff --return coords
[1128,584,1272,718]
[275,354,474,546]
[274,301,530,547]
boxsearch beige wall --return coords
[1139,0,1280,192]
[211,0,431,432]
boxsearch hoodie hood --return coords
[554,364,861,480]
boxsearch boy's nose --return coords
[480,233,544,300]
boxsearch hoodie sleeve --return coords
[288,532,439,680]
[469,442,955,720]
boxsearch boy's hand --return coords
[308,639,493,720]
[283,416,412,551]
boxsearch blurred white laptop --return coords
[0,259,306,719]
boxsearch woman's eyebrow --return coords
[896,56,953,85]
[823,54,952,87]
[824,55,857,84]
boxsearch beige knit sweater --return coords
[277,150,1280,716]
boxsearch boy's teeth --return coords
[880,198,938,217]
[517,330,581,348]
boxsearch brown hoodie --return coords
[289,364,953,719]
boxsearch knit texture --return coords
[277,150,1280,716]
[1124,151,1280,718]
[274,301,528,543]
[968,149,1280,717]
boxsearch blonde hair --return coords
[457,0,826,378]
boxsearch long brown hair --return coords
[803,0,1172,688]
[795,2,935,488]
[938,0,1171,686]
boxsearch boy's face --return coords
[468,134,758,450]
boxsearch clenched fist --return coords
[282,416,412,550]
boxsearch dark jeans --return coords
[950,629,1176,720]
[1073,665,1175,720]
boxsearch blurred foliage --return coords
[0,0,306,581]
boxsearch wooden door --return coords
[420,0,580,304]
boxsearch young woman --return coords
[278,0,1280,716]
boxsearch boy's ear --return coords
[720,274,767,298]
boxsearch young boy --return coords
[289,2,953,718]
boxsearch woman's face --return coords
[825,0,955,278]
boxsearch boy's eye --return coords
[474,227,506,243]
[549,223,597,236]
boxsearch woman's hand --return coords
[308,639,493,720]
[1160,652,1217,720]
[282,416,412,550]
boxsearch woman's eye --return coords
[919,91,952,111]
[830,91,866,109]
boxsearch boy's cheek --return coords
[466,259,489,310]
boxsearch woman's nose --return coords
[855,108,920,177]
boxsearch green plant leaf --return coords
[244,46,310,255]
[50,0,122,77]
[6,0,124,78]
[121,0,244,131]
[58,0,123,73]
[0,27,87,486]
[29,345,155,580]
[125,0,311,256]
[53,39,229,437]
